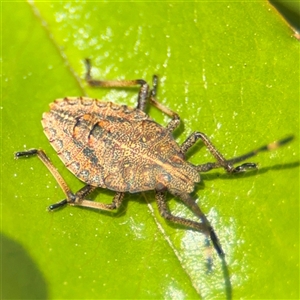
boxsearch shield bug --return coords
[15,59,293,257]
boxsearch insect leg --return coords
[84,59,149,111]
[155,191,224,257]
[15,149,73,201]
[70,191,125,211]
[15,149,122,211]
[180,132,237,172]
[181,133,293,173]
[48,184,98,210]
[149,75,181,132]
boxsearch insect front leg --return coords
[155,191,224,257]
[180,132,239,173]
[181,132,294,173]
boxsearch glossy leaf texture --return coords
[2,2,299,299]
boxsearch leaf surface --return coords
[2,2,299,299]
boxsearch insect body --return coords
[15,59,293,257]
[43,98,199,195]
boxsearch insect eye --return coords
[171,154,183,164]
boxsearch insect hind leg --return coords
[15,149,125,212]
[15,149,73,200]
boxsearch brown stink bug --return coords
[15,59,293,257]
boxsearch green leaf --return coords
[2,2,299,299]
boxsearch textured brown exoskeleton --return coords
[15,59,293,257]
